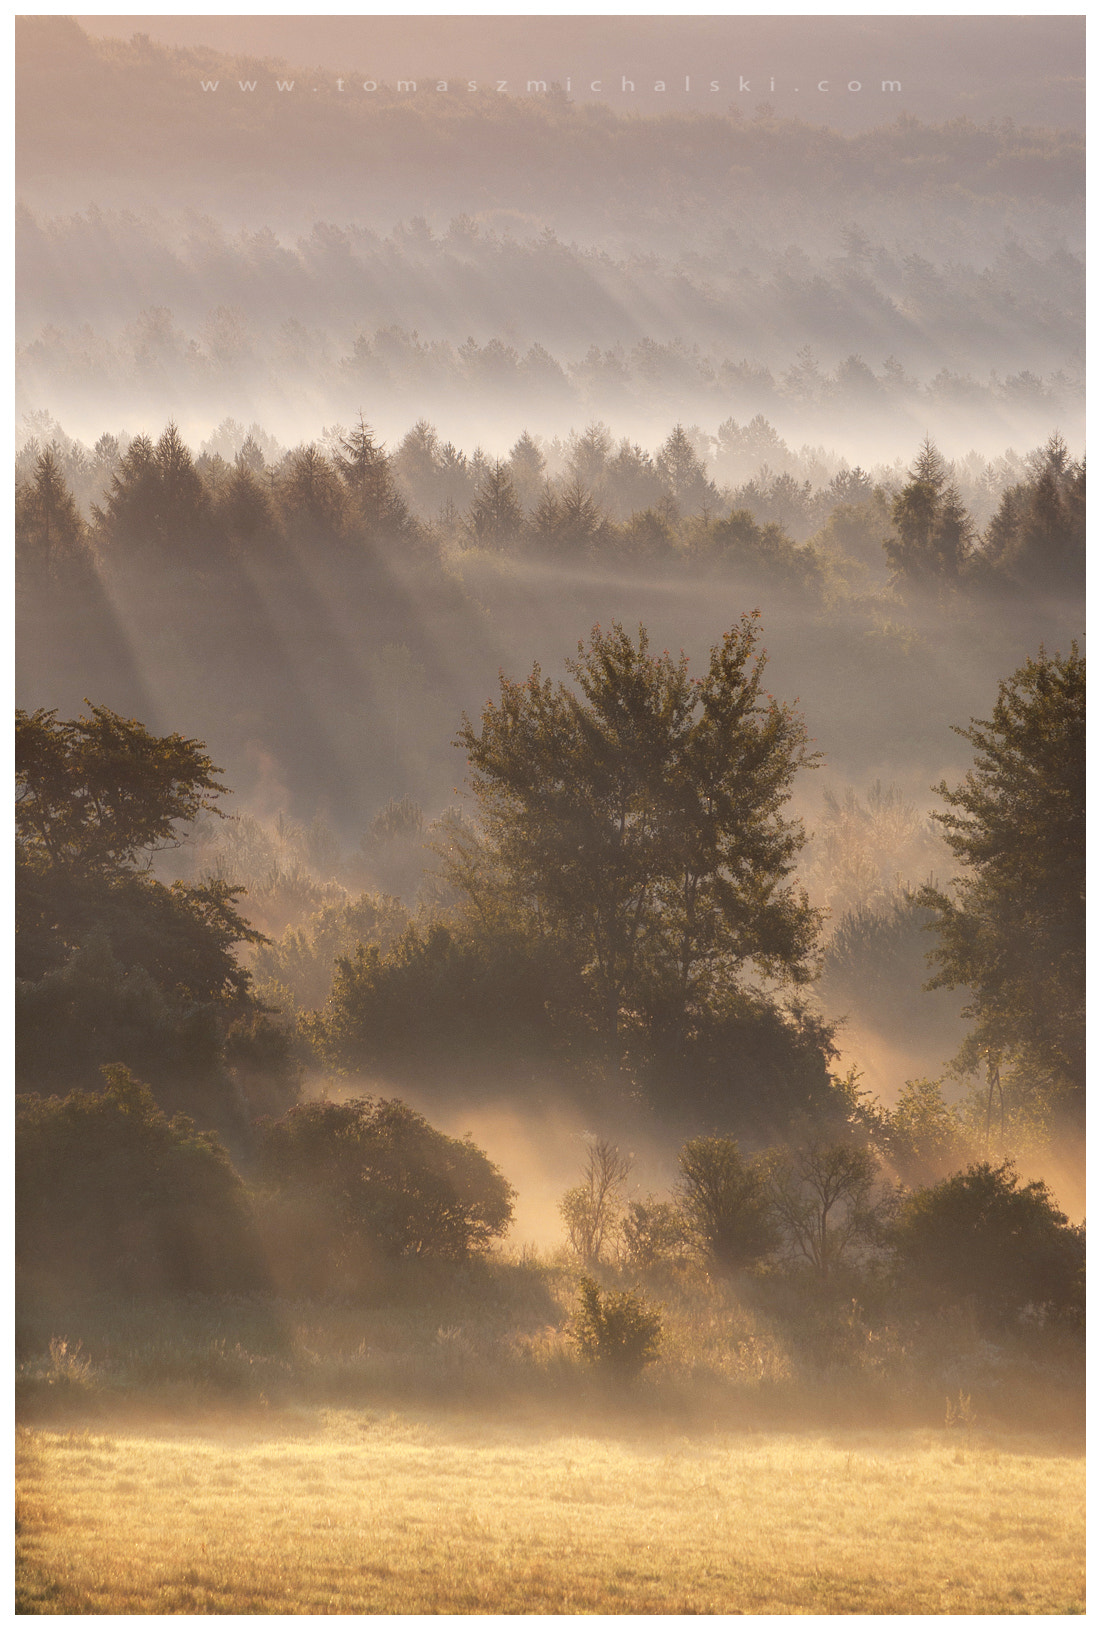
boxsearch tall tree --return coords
[915,645,1085,1125]
[16,705,273,1125]
[506,430,546,514]
[94,423,212,561]
[466,461,524,550]
[334,414,415,543]
[452,618,822,1052]
[16,703,260,995]
[884,437,974,588]
[656,423,720,516]
[15,447,86,574]
[980,434,1085,595]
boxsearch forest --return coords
[16,411,1085,1289]
[15,16,1084,1617]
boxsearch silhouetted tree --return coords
[676,1136,778,1273]
[466,461,524,549]
[884,438,974,588]
[916,645,1085,1125]
[453,618,822,1056]
[258,1096,515,1264]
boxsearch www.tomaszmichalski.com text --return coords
[197,75,903,96]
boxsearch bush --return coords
[258,1097,516,1269]
[889,1161,1085,1327]
[676,1136,778,1273]
[307,922,580,1083]
[621,1197,694,1273]
[572,1275,663,1378]
[16,1065,265,1298]
[877,1078,974,1185]
[222,1008,303,1121]
[646,994,843,1137]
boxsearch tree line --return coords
[16,416,1085,598]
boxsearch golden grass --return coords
[16,1409,1085,1614]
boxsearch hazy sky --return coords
[75,14,1084,129]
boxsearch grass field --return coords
[16,1407,1085,1614]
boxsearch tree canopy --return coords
[452,618,822,1057]
[15,704,267,1119]
[16,702,227,876]
[258,1096,516,1265]
[916,645,1085,1122]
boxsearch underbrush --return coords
[16,1249,1084,1436]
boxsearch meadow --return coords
[15,1260,1086,1616]
[15,1408,1085,1615]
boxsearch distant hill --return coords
[17,18,1084,233]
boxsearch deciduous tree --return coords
[453,618,822,1054]
[915,645,1085,1123]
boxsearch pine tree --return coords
[884,437,974,587]
[466,461,524,550]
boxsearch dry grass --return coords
[16,1409,1084,1614]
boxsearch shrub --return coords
[676,1136,778,1273]
[572,1275,663,1377]
[878,1077,974,1185]
[258,1097,516,1267]
[222,1008,303,1121]
[307,922,577,1083]
[889,1160,1085,1327]
[621,1196,694,1272]
[16,1065,265,1297]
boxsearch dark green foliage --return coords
[675,1137,778,1273]
[889,1161,1084,1327]
[309,922,581,1082]
[15,937,226,1104]
[16,1066,265,1297]
[647,994,842,1136]
[16,702,228,881]
[333,416,419,546]
[875,1078,972,1186]
[980,434,1085,594]
[621,1198,694,1273]
[916,645,1085,1121]
[572,1274,663,1377]
[454,618,822,1067]
[93,424,213,562]
[251,891,410,1013]
[15,703,271,1131]
[655,423,719,515]
[466,461,524,549]
[222,1009,303,1121]
[696,508,826,596]
[884,439,975,589]
[258,1097,516,1267]
[15,446,88,584]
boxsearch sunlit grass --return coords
[16,1410,1084,1614]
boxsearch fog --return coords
[17,18,1084,465]
[16,22,1085,1547]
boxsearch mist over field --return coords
[15,16,1085,1617]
